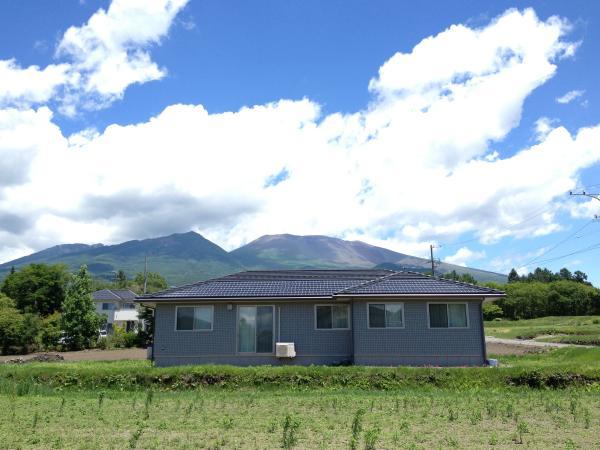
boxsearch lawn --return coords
[1,348,599,448]
[485,315,600,345]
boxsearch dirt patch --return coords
[487,342,546,356]
[0,348,147,363]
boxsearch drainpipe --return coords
[350,298,355,365]
[479,299,487,365]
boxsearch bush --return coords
[483,303,503,321]
[39,312,62,350]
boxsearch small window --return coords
[316,305,350,329]
[428,303,468,328]
[368,303,404,328]
[102,303,113,311]
[176,306,213,331]
[123,303,136,310]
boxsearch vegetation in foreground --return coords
[485,315,600,346]
[0,383,598,448]
[0,348,599,448]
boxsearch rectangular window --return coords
[123,303,136,310]
[176,306,213,331]
[368,303,404,328]
[428,303,468,328]
[102,303,113,311]
[315,305,350,329]
[238,306,274,353]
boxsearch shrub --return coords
[39,312,62,350]
[483,303,503,321]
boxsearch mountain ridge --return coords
[0,231,507,285]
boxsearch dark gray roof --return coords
[137,270,504,301]
[92,289,137,301]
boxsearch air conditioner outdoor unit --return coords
[276,342,296,358]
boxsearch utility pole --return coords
[143,255,148,295]
[570,190,600,202]
[430,244,435,277]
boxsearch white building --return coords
[92,289,140,332]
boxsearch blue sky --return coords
[0,0,599,283]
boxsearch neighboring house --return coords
[136,270,504,367]
[92,289,140,332]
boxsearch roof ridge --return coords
[334,270,398,295]
[138,277,216,299]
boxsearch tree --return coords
[136,306,154,346]
[61,265,102,350]
[482,303,503,321]
[132,272,168,294]
[507,268,520,283]
[0,294,25,354]
[115,270,128,288]
[1,263,68,316]
[574,271,589,284]
[558,268,573,281]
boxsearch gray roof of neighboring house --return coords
[137,270,504,301]
[92,289,137,301]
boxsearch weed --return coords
[448,407,457,421]
[489,432,498,446]
[59,396,65,416]
[350,408,365,450]
[128,421,146,449]
[221,415,234,430]
[363,426,381,450]
[516,421,529,444]
[281,414,300,449]
[98,391,105,410]
[32,412,38,429]
[444,436,459,448]
[267,419,277,433]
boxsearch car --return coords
[98,329,108,338]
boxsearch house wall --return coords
[352,299,485,366]
[153,301,352,367]
[152,298,485,367]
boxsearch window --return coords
[368,303,404,328]
[102,303,114,311]
[176,306,213,331]
[238,306,274,353]
[428,303,468,328]
[123,303,136,310]
[315,305,350,329]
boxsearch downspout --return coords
[479,299,487,365]
[350,298,355,365]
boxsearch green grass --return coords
[1,349,600,448]
[1,386,599,448]
[485,315,600,344]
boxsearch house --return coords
[136,270,504,367]
[92,289,140,332]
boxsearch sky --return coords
[1,0,600,283]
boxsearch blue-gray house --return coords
[136,270,504,367]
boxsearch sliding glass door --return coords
[238,306,274,353]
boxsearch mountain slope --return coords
[0,232,507,285]
[0,232,244,286]
[232,234,507,283]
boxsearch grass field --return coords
[1,385,599,449]
[1,347,599,448]
[485,315,600,345]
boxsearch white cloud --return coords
[1,8,600,265]
[0,0,188,113]
[556,89,585,104]
[443,247,485,267]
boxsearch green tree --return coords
[39,312,62,350]
[115,270,128,288]
[482,303,503,321]
[507,268,520,283]
[132,272,168,294]
[0,294,25,354]
[1,263,68,316]
[61,265,102,350]
[136,306,154,346]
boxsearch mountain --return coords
[0,231,507,285]
[0,232,244,286]
[231,234,507,283]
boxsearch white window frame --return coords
[426,302,469,329]
[367,302,405,329]
[314,304,351,330]
[236,305,275,354]
[174,305,214,332]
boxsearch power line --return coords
[522,219,596,268]
[528,239,600,266]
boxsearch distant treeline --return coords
[443,268,600,321]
